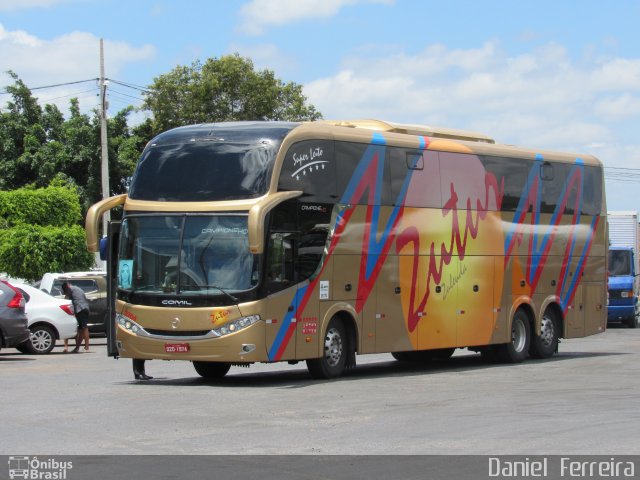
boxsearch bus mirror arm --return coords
[85,194,127,252]
[248,191,302,254]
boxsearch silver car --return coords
[0,279,30,351]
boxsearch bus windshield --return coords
[118,215,259,296]
[128,141,278,201]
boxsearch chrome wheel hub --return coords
[512,318,527,353]
[539,315,555,347]
[324,327,343,367]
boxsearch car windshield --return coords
[609,250,632,277]
[118,215,259,296]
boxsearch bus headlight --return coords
[116,313,145,335]
[213,315,260,337]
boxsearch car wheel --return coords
[26,324,56,355]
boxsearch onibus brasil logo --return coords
[8,456,73,479]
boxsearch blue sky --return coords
[1,0,639,211]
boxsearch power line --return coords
[0,78,98,95]
[43,88,99,102]
[109,88,145,102]
[107,78,151,93]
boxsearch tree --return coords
[142,53,322,135]
[0,185,94,282]
[0,73,142,213]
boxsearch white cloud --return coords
[303,41,640,157]
[238,0,393,35]
[303,39,640,210]
[595,94,640,120]
[227,42,297,74]
[0,23,155,114]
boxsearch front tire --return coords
[496,309,530,363]
[530,309,559,359]
[25,324,56,355]
[307,317,349,379]
[193,361,231,379]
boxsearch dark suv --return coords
[39,272,108,333]
[0,279,30,350]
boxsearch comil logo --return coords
[8,456,73,479]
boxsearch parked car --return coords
[13,283,77,355]
[39,271,108,333]
[0,279,30,351]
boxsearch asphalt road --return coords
[1,327,639,456]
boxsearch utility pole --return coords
[99,38,110,238]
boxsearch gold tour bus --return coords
[85,119,607,380]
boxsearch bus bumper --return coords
[115,321,269,363]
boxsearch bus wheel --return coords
[193,361,231,379]
[306,317,349,379]
[480,346,499,363]
[530,309,558,359]
[496,309,530,363]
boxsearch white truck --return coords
[607,211,640,328]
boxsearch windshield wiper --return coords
[201,285,239,304]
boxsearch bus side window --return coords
[266,233,295,292]
[297,225,328,281]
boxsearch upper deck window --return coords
[128,141,279,201]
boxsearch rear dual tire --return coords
[530,310,559,359]
[495,309,530,363]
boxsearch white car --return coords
[13,283,77,354]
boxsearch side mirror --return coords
[99,237,108,261]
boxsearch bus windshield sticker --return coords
[119,259,133,289]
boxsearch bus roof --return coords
[317,119,496,144]
[147,120,601,167]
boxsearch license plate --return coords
[164,343,190,353]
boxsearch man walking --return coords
[61,281,91,352]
